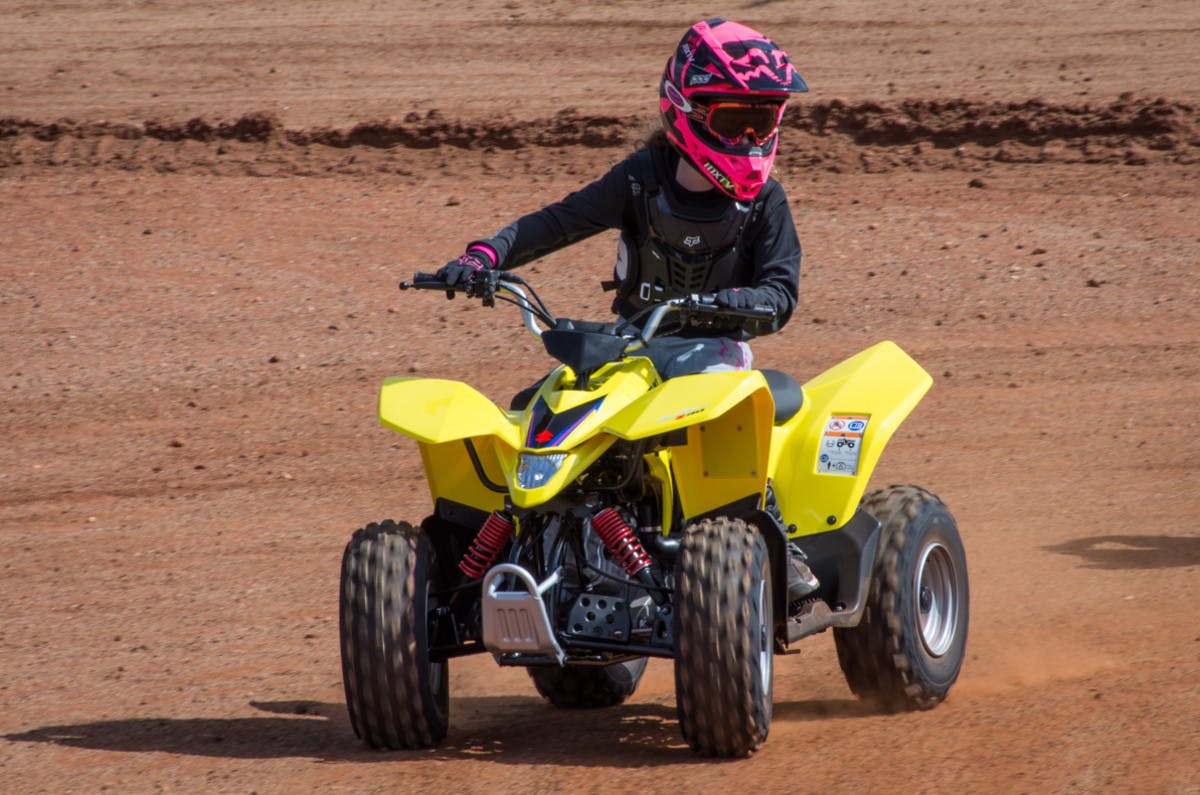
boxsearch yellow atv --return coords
[339,270,968,756]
